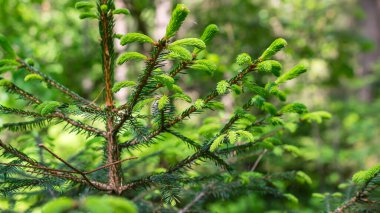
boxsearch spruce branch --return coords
[0,162,77,174]
[119,61,260,149]
[38,144,105,190]
[0,80,105,135]
[0,140,107,189]
[1,118,52,132]
[83,156,138,175]
[0,105,42,118]
[113,40,167,133]
[146,53,197,95]
[54,112,106,137]
[17,59,101,110]
[0,80,42,104]
[178,188,209,213]
[167,130,232,171]
[334,172,380,212]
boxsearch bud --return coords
[158,95,169,110]
[236,53,252,66]
[113,8,130,16]
[165,4,190,38]
[276,64,307,84]
[75,1,95,10]
[259,38,287,60]
[120,33,154,46]
[194,99,205,110]
[257,60,282,77]
[216,80,230,94]
[117,52,147,65]
[200,24,219,44]
[171,38,206,50]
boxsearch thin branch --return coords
[167,130,232,171]
[146,58,193,94]
[334,175,380,212]
[113,40,167,133]
[178,190,207,213]
[250,149,267,172]
[119,62,259,149]
[0,162,77,174]
[52,112,106,137]
[0,140,107,189]
[17,59,101,111]
[84,156,138,174]
[2,81,42,104]
[38,144,103,190]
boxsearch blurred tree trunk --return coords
[154,0,171,72]
[114,0,129,102]
[358,0,380,102]
[154,0,171,40]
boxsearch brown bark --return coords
[114,0,129,102]
[154,0,172,40]
[358,0,380,102]
[99,0,122,194]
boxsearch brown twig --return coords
[38,144,101,190]
[334,182,380,213]
[178,190,207,213]
[250,149,267,172]
[0,162,77,174]
[18,59,101,111]
[84,156,138,174]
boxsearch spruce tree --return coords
[0,1,330,212]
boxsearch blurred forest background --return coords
[1,0,380,212]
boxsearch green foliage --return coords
[36,101,61,115]
[158,95,169,110]
[165,4,190,38]
[170,38,206,50]
[112,8,131,16]
[0,1,333,212]
[236,53,252,66]
[167,45,192,61]
[279,103,308,114]
[257,60,282,77]
[194,99,205,110]
[259,38,287,61]
[301,111,332,123]
[112,81,136,93]
[24,73,43,82]
[0,34,16,58]
[120,33,154,46]
[154,74,175,87]
[276,64,307,84]
[352,164,380,184]
[42,196,137,213]
[216,80,230,94]
[79,12,98,20]
[210,134,226,152]
[200,24,219,44]
[75,2,95,10]
[117,52,147,65]
[283,193,299,204]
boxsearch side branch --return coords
[0,140,108,190]
[119,62,259,149]
[334,174,380,213]
[38,144,102,190]
[113,41,167,133]
[17,59,101,110]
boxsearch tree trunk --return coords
[114,0,129,102]
[358,0,380,102]
[154,0,172,40]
